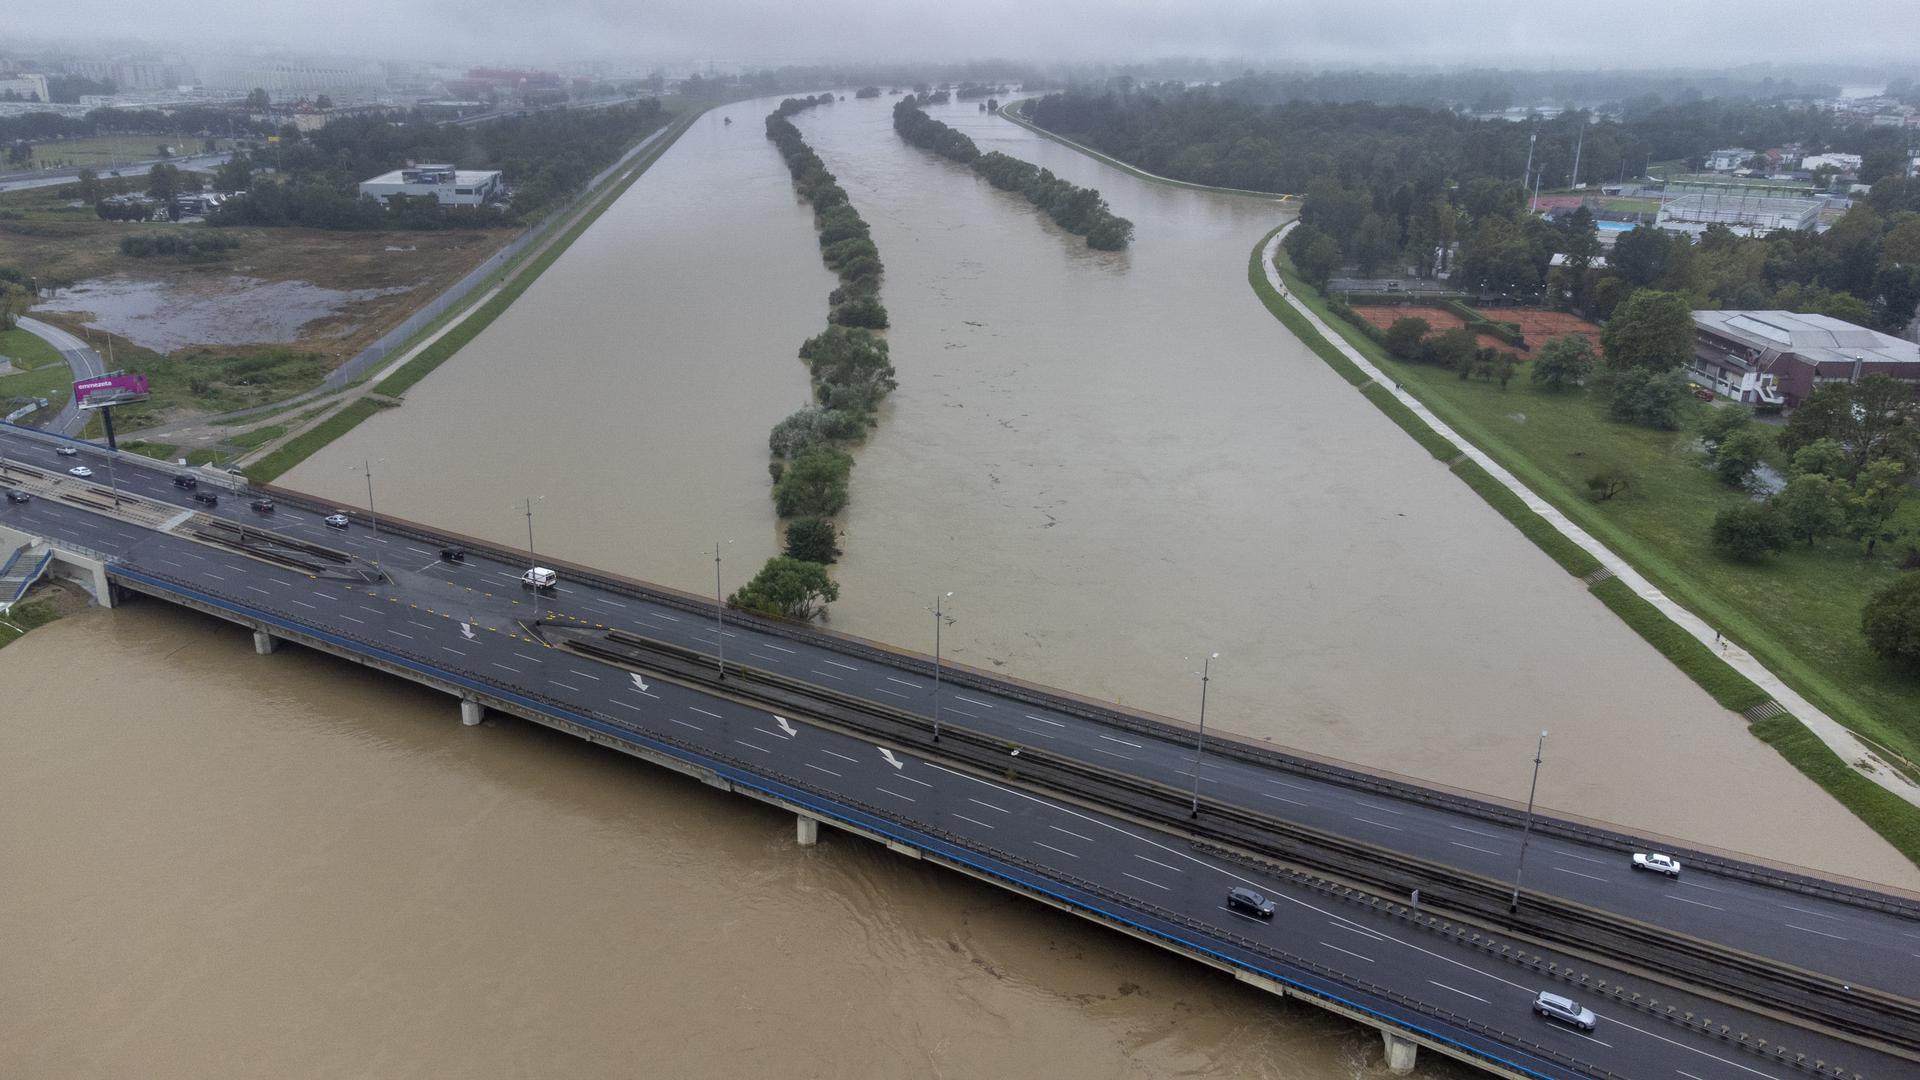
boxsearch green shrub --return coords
[772,444,852,517]
[784,517,841,563]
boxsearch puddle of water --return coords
[38,275,415,353]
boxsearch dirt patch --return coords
[1350,305,1512,354]
[1351,304,1605,357]
[38,276,416,353]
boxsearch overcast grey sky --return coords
[16,0,1920,69]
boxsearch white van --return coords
[521,567,558,591]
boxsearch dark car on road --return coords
[439,546,466,562]
[172,475,198,489]
[1226,887,1276,919]
[191,491,218,506]
[250,497,275,513]
[4,489,29,504]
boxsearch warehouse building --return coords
[358,164,503,207]
[1690,310,1920,407]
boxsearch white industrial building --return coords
[0,75,50,103]
[1800,153,1862,173]
[1704,148,1754,172]
[1656,192,1822,238]
[358,164,503,207]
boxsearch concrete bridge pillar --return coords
[1381,1030,1417,1075]
[460,699,484,726]
[795,814,819,846]
[252,629,277,655]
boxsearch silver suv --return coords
[1533,991,1597,1032]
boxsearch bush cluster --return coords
[118,231,241,260]
[892,96,1134,251]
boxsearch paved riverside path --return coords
[13,316,106,436]
[4,426,1910,1078]
[1262,225,1920,811]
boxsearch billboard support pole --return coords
[102,406,118,452]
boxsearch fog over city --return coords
[14,0,1920,66]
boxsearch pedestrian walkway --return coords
[1262,224,1920,808]
[14,316,106,436]
[0,542,53,613]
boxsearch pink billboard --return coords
[73,373,150,407]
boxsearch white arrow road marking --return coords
[460,623,476,640]
[630,673,650,692]
[776,716,797,737]
[878,748,903,770]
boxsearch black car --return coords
[191,491,219,506]
[4,489,29,504]
[171,475,198,489]
[438,546,467,562]
[1226,887,1276,919]
[250,497,276,513]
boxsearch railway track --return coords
[545,621,1920,1060]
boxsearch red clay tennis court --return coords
[1350,305,1603,357]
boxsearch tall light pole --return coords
[1509,730,1548,914]
[520,495,543,619]
[1187,652,1218,818]
[351,458,382,571]
[711,539,731,678]
[929,591,953,743]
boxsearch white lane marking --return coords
[750,652,785,663]
[441,647,466,656]
[1123,872,1170,891]
[1678,1071,1707,1080]
[811,669,844,681]
[892,773,933,789]
[312,591,338,601]
[1601,1012,1783,1080]
[1091,747,1133,760]
[1269,778,1313,792]
[953,695,995,708]
[1320,941,1375,964]
[968,798,1009,814]
[460,623,476,641]
[1564,1029,1611,1048]
[1025,713,1065,727]
[1427,980,1489,1004]
[669,718,703,731]
[1451,825,1503,840]
[291,599,317,609]
[155,558,184,567]
[1353,817,1403,832]
[405,546,434,556]
[690,707,723,720]
[1049,825,1095,843]
[1680,881,1726,894]
[1667,895,1725,911]
[878,748,903,769]
[952,813,996,830]
[339,615,366,625]
[761,642,796,654]
[591,597,627,608]
[822,659,858,671]
[1018,726,1058,740]
[820,749,858,764]
[646,611,678,622]
[874,687,910,699]
[1099,734,1143,748]
[514,652,543,663]
[223,563,249,573]
[1135,854,1184,874]
[552,681,580,691]
[570,669,602,681]
[885,676,923,689]
[203,572,226,581]
[1551,848,1607,865]
[1783,923,1848,941]
[390,631,414,640]
[630,673,650,692]
[776,716,798,737]
[358,605,383,615]
[490,662,520,674]
[1779,903,1841,921]
[1553,866,1607,883]
[1264,793,1309,807]
[803,762,840,778]
[1451,841,1503,856]
[876,786,916,802]
[611,699,643,712]
[945,706,980,719]
[1034,841,1080,860]
[734,739,771,754]
[753,726,789,741]
[246,585,271,595]
[1332,923,1385,942]
[1352,800,1404,816]
[409,620,435,630]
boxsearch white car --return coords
[68,465,94,478]
[56,446,78,457]
[1533,991,1597,1032]
[323,513,351,529]
[1632,852,1682,878]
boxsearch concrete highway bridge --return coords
[3,420,1918,1080]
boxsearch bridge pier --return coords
[253,629,278,655]
[1380,1030,1417,1075]
[795,814,819,846]
[460,698,484,726]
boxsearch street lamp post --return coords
[1509,730,1548,914]
[352,458,382,571]
[1187,652,1219,818]
[712,539,731,679]
[520,495,543,619]
[930,592,953,742]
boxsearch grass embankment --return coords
[247,399,395,483]
[0,326,76,420]
[372,112,697,399]
[1001,102,1294,201]
[7,135,225,171]
[0,592,64,650]
[1258,236,1920,864]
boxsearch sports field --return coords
[1350,305,1603,357]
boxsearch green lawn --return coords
[1271,249,1920,777]
[0,326,76,420]
[0,592,64,651]
[8,135,221,172]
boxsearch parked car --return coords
[56,446,78,457]
[1533,991,1597,1032]
[250,497,276,514]
[323,513,350,529]
[4,489,29,504]
[191,491,218,506]
[171,475,198,489]
[1631,852,1682,878]
[1226,886,1276,919]
[68,465,93,478]
[522,566,558,592]
[438,546,467,562]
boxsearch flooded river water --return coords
[11,94,1914,1077]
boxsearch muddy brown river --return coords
[10,95,1914,1077]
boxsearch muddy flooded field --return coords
[37,275,417,352]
